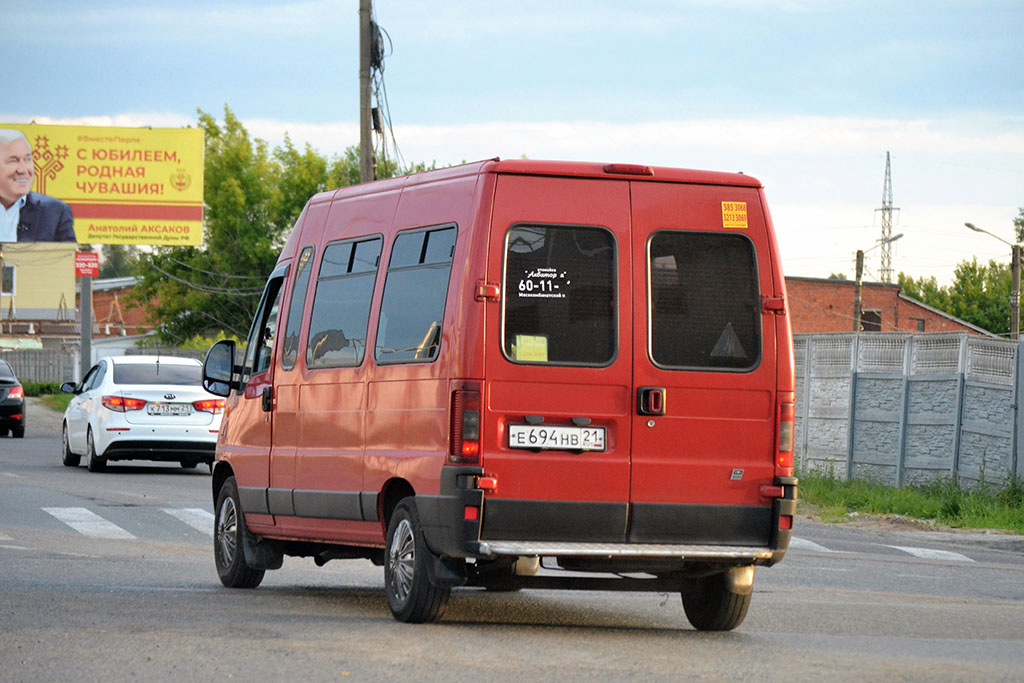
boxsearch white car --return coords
[61,355,224,473]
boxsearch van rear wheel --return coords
[385,499,450,623]
[680,569,752,631]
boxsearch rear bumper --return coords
[101,439,216,463]
[417,467,797,566]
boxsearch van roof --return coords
[309,158,762,205]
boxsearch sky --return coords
[3,0,1023,285]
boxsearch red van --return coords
[202,159,797,628]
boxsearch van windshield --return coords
[648,231,760,370]
[503,224,616,366]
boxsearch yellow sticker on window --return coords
[722,201,748,229]
[513,335,548,362]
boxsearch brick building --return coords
[785,276,996,337]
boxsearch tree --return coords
[1014,205,1024,244]
[129,106,431,343]
[899,258,1012,336]
[99,244,139,279]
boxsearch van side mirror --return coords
[203,340,240,396]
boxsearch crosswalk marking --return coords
[789,537,850,553]
[885,545,974,562]
[42,507,136,540]
[162,508,214,535]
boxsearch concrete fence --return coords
[795,332,1024,488]
[1,349,77,384]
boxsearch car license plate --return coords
[147,403,192,416]
[508,424,606,451]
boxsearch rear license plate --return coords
[146,403,193,416]
[508,424,606,451]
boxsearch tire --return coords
[680,570,753,631]
[384,499,450,623]
[0,428,8,437]
[214,476,265,589]
[12,427,24,438]
[180,461,198,469]
[86,429,106,472]
[62,424,81,467]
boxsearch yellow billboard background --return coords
[5,123,204,246]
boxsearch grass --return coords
[798,468,1024,535]
[38,393,73,413]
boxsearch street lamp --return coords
[854,233,904,332]
[965,222,1021,340]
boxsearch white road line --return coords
[886,545,974,562]
[789,537,850,553]
[42,507,136,540]
[0,531,13,541]
[162,508,214,535]
[1,472,22,478]
[0,544,31,550]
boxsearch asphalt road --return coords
[2,399,1023,681]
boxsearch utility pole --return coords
[875,152,899,283]
[1012,244,1020,340]
[358,0,374,183]
[853,249,864,332]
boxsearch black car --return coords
[0,359,25,438]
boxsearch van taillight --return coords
[449,388,481,465]
[776,400,795,475]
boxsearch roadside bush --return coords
[21,382,62,397]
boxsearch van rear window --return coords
[503,225,616,366]
[648,231,760,370]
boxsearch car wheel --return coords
[86,428,106,472]
[214,476,265,589]
[0,428,8,437]
[384,498,450,623]
[62,424,81,467]
[680,569,753,631]
[12,427,24,438]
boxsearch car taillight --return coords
[8,386,23,399]
[193,398,226,414]
[776,398,795,476]
[102,395,147,412]
[449,386,481,465]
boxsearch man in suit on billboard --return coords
[0,129,76,243]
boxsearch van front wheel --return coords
[385,499,450,623]
[680,568,753,631]
[214,476,265,589]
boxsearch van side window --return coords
[502,224,616,366]
[648,231,760,370]
[375,225,456,364]
[306,236,383,369]
[281,246,315,371]
[241,274,286,385]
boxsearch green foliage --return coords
[21,381,62,396]
[799,468,1024,534]
[99,244,140,279]
[129,107,436,343]
[898,257,1012,336]
[827,272,847,280]
[1014,206,1024,244]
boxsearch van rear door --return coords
[481,173,633,543]
[627,181,777,545]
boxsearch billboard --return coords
[0,124,204,246]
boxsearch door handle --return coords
[637,387,666,416]
[261,385,273,412]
